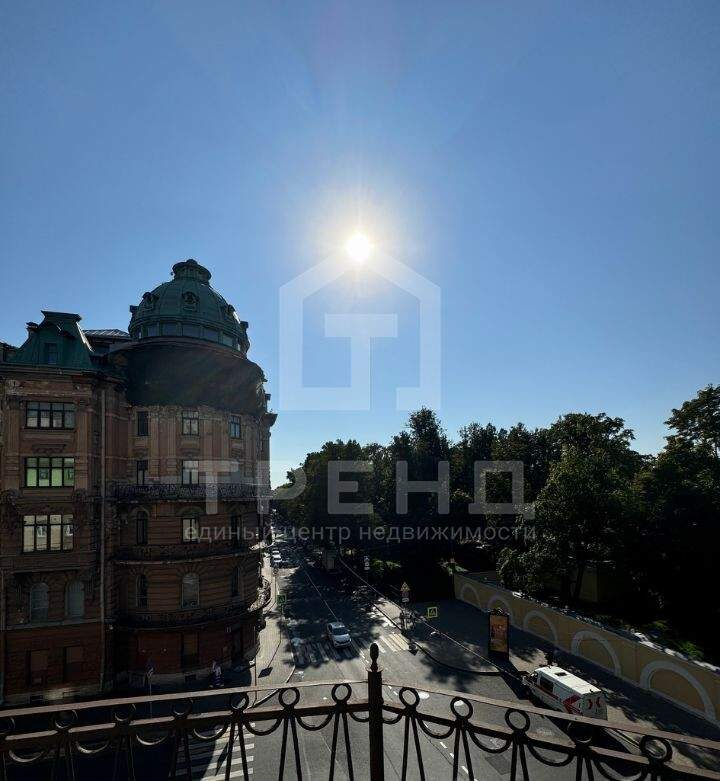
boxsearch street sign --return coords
[426,606,438,619]
[277,593,287,606]
[401,582,410,603]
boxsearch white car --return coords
[326,621,352,649]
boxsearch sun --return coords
[345,232,373,263]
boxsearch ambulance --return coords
[523,665,607,719]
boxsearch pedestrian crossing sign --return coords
[426,606,438,619]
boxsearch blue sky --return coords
[2,1,719,485]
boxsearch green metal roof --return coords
[7,311,96,370]
[128,259,250,352]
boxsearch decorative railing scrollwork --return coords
[0,643,718,781]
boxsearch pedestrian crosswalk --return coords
[293,632,408,666]
[176,725,255,780]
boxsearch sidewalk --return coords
[249,553,295,704]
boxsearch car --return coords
[326,621,352,648]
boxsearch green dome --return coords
[128,259,250,353]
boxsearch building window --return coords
[204,328,219,343]
[26,402,75,429]
[136,511,149,545]
[136,459,149,486]
[181,410,199,436]
[136,574,148,609]
[136,411,149,436]
[145,324,159,337]
[182,459,199,485]
[182,516,199,542]
[161,322,180,336]
[44,343,59,365]
[182,323,200,337]
[221,333,234,347]
[231,566,242,599]
[181,573,199,608]
[23,514,74,552]
[29,583,49,622]
[229,415,241,439]
[63,646,84,683]
[65,580,85,618]
[25,457,74,488]
[27,649,49,687]
[181,632,199,668]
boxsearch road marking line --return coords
[377,636,397,652]
[383,633,407,651]
[180,741,256,760]
[179,751,255,767]
[196,768,254,780]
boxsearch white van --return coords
[524,665,607,719]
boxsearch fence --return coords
[1,644,719,780]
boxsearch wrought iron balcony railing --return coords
[115,599,261,628]
[113,482,259,501]
[114,541,261,561]
[0,645,718,781]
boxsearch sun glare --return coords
[345,232,372,263]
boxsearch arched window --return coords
[136,511,149,545]
[136,574,148,609]
[65,580,85,618]
[181,573,199,609]
[30,582,49,622]
[231,566,242,599]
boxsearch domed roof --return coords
[128,259,249,353]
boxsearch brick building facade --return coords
[0,259,275,704]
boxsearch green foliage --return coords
[275,385,720,661]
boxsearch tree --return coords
[501,445,630,605]
[665,384,720,460]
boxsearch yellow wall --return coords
[455,574,720,724]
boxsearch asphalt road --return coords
[238,529,623,781]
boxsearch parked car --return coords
[523,666,607,719]
[326,621,352,649]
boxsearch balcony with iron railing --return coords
[115,598,262,629]
[114,540,262,563]
[0,645,718,781]
[112,482,260,502]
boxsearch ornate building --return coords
[0,259,275,704]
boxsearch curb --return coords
[371,599,501,678]
[251,663,296,709]
[413,637,502,677]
